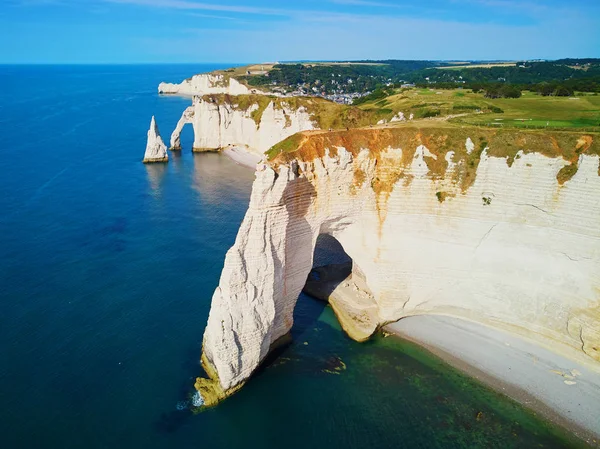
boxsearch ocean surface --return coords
[0,64,584,449]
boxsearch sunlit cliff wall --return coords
[197,127,600,405]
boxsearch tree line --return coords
[413,81,588,98]
[243,60,600,96]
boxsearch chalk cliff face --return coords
[142,116,168,163]
[197,127,600,405]
[171,96,317,155]
[158,73,262,96]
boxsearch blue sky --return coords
[1,0,599,63]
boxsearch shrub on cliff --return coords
[421,109,441,118]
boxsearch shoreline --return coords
[385,316,600,447]
[215,143,600,444]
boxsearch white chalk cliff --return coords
[196,128,600,405]
[142,116,168,163]
[171,96,317,155]
[158,73,262,96]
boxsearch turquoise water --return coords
[0,65,584,449]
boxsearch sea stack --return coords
[142,116,168,163]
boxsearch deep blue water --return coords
[0,65,585,449]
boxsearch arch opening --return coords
[290,234,350,337]
[170,106,195,150]
[304,234,352,300]
[302,234,379,342]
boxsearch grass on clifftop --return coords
[268,126,600,192]
[204,84,599,134]
[205,86,600,189]
[203,94,379,129]
[357,88,600,131]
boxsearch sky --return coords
[1,0,599,64]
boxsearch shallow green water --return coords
[216,298,586,449]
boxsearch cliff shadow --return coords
[294,235,352,337]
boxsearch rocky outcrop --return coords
[390,111,406,122]
[171,95,317,155]
[158,73,262,96]
[142,116,168,163]
[197,127,600,405]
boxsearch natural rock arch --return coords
[196,134,600,406]
[170,106,194,150]
[169,95,317,156]
[303,233,379,342]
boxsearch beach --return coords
[222,146,262,169]
[386,315,600,446]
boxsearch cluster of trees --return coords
[410,79,600,96]
[414,80,589,98]
[471,81,580,97]
[535,82,574,97]
[481,85,522,99]
[475,82,578,97]
[563,78,600,92]
[408,60,600,95]
[352,87,395,105]
[553,58,600,65]
[408,61,600,86]
[245,64,381,94]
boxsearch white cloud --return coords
[329,0,402,7]
[451,0,598,20]
[105,0,289,15]
[188,12,247,21]
[132,13,599,63]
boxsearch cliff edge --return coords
[158,73,263,96]
[197,126,600,406]
[167,93,374,156]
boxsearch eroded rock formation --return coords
[142,116,168,163]
[170,106,194,150]
[197,127,600,406]
[170,95,317,155]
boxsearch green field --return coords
[433,62,517,70]
[357,88,600,131]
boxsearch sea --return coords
[0,64,585,449]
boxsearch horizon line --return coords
[1,57,598,66]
